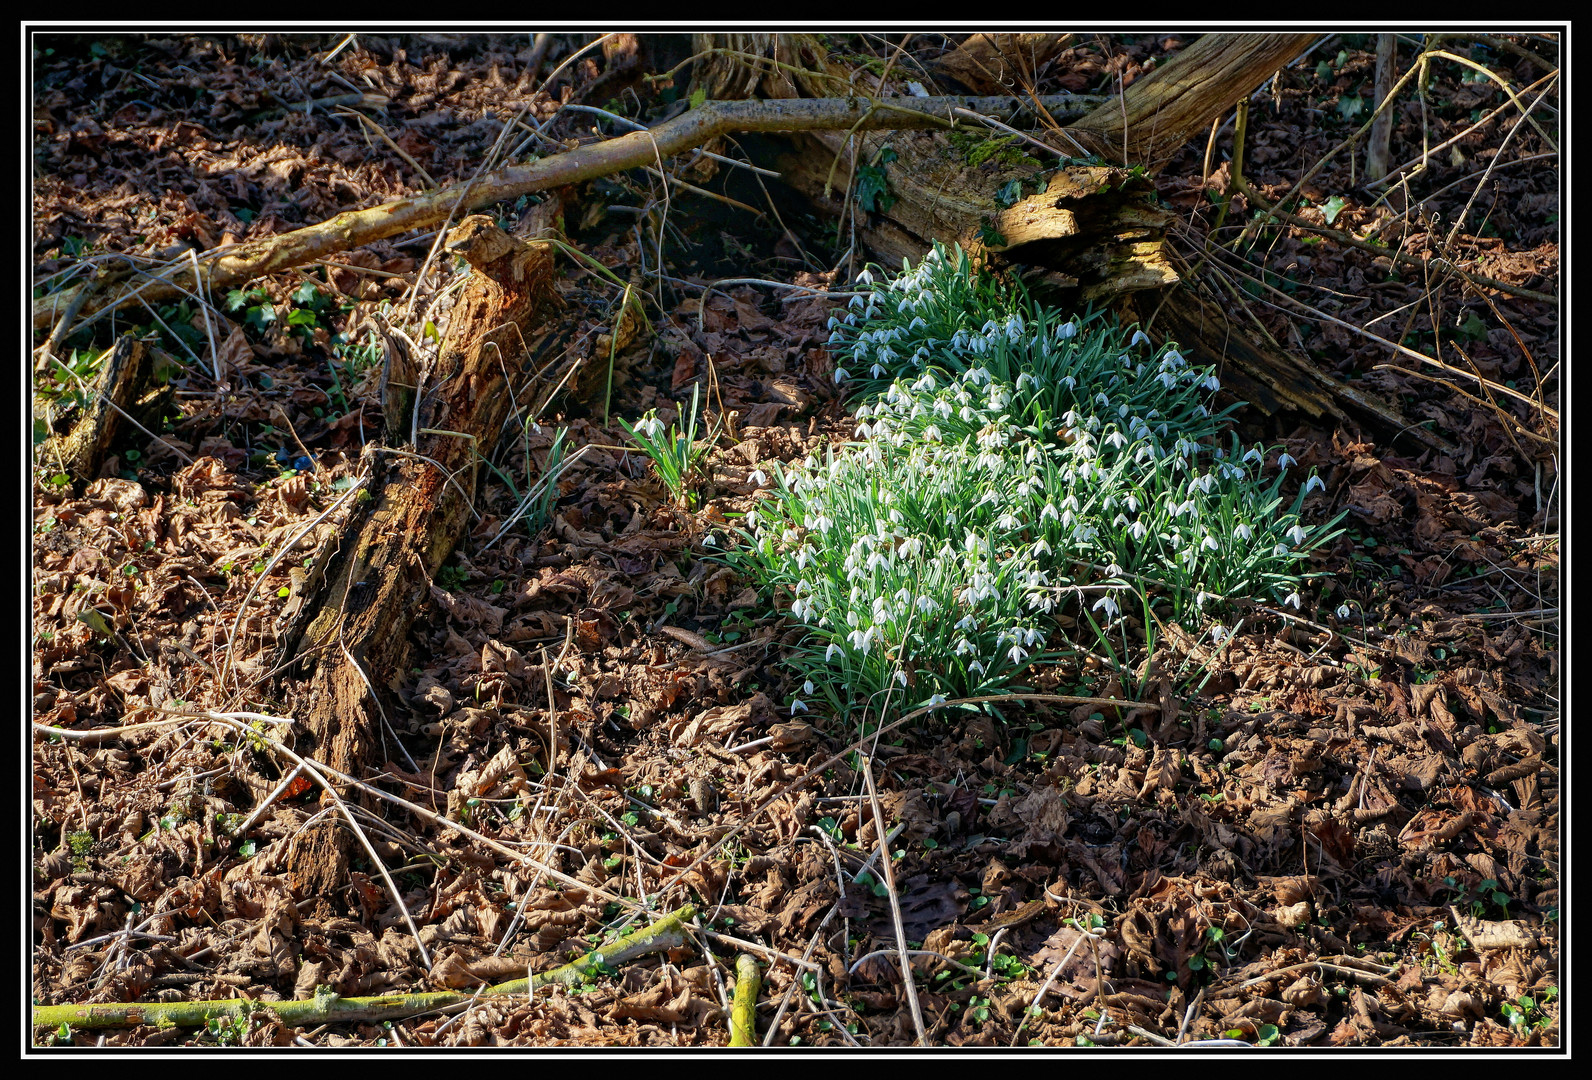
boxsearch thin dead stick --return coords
[860,754,927,1046]
[341,107,437,188]
[1011,919,1107,1046]
[1234,267,1557,417]
[203,715,431,969]
[1367,70,1559,191]
[1230,176,1557,306]
[219,467,372,689]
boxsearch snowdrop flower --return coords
[1058,321,1078,340]
[1286,524,1309,545]
[1210,625,1228,644]
[926,693,947,708]
[1243,448,1263,466]
[1273,543,1291,556]
[856,268,874,285]
[956,614,978,632]
[1196,590,1209,608]
[1060,375,1077,391]
[1304,475,1326,495]
[1337,604,1352,620]
[825,642,842,663]
[915,595,940,614]
[1204,374,1221,392]
[969,661,987,676]
[847,627,875,655]
[790,699,808,715]
[1285,592,1302,609]
[834,367,850,383]
[1131,330,1150,348]
[871,364,888,378]
[1278,453,1296,468]
[1008,645,1029,665]
[955,637,976,656]
[1202,534,1220,552]
[1106,562,1124,577]
[1162,349,1184,367]
[1092,594,1120,619]
[1233,524,1252,541]
[1130,520,1148,542]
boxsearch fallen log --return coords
[275,208,563,902]
[31,93,1104,333]
[696,33,1442,446]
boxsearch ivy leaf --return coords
[1321,195,1348,226]
[994,178,1025,209]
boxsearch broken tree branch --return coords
[32,94,1102,332]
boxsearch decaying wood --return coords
[719,34,1171,303]
[46,335,168,479]
[1063,33,1318,172]
[280,211,563,902]
[32,94,1104,333]
[702,33,1440,446]
[933,33,1075,95]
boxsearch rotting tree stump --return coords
[277,210,563,904]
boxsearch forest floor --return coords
[31,32,1560,1049]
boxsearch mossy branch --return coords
[729,953,762,1047]
[32,904,695,1034]
[33,94,1097,331]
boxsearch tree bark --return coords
[1063,33,1318,172]
[280,210,563,903]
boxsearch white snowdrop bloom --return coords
[847,627,875,655]
[1194,405,1208,418]
[854,421,873,439]
[1287,524,1309,545]
[1243,448,1263,465]
[1337,604,1352,620]
[877,345,896,364]
[956,613,978,632]
[790,597,815,621]
[1195,474,1217,495]
[1032,537,1052,556]
[1278,453,1296,468]
[1274,543,1291,556]
[952,329,970,349]
[1076,525,1099,544]
[934,399,953,419]
[849,294,865,310]
[894,669,909,687]
[1160,372,1178,390]
[955,637,975,656]
[1210,625,1228,644]
[996,512,1020,530]
[1095,392,1111,409]
[827,316,842,331]
[871,364,888,378]
[1163,349,1184,367]
[915,595,939,614]
[1113,514,1129,528]
[1124,494,1141,513]
[1106,562,1124,577]
[1008,645,1029,665]
[1202,534,1220,552]
[1092,594,1120,619]
[1233,524,1252,541]
[1105,431,1126,450]
[961,406,979,423]
[969,661,987,676]
[834,367,850,383]
[981,319,1000,336]
[1196,590,1209,608]
[1304,475,1326,494]
[1130,521,1148,542]
[856,268,874,285]
[1204,374,1221,392]
[816,515,834,533]
[794,547,812,570]
[825,642,842,663]
[1061,375,1077,390]
[1131,330,1150,348]
[1058,321,1078,340]
[1060,509,1075,529]
[790,699,808,714]
[926,693,947,708]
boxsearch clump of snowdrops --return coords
[735,242,1342,724]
